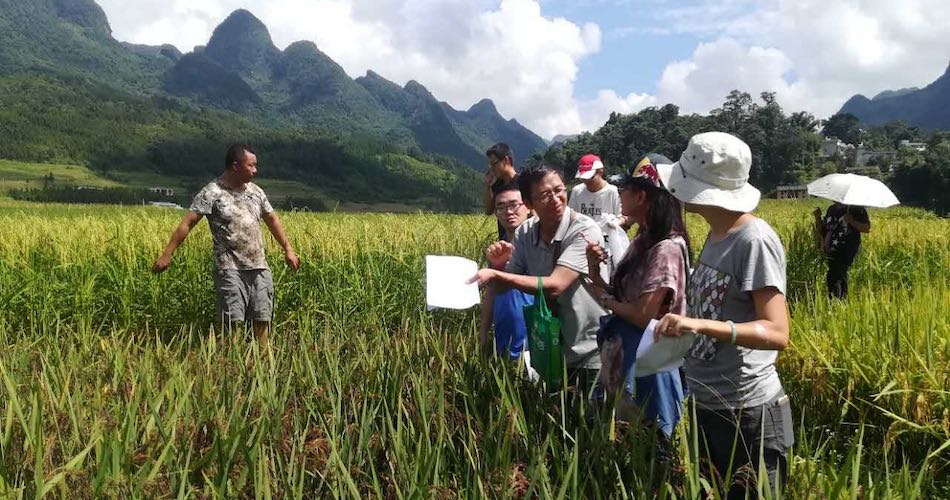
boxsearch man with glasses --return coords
[483,143,519,241]
[478,182,536,373]
[470,164,608,392]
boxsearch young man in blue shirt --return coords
[478,181,534,364]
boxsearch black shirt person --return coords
[813,202,871,299]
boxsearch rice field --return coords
[0,199,947,498]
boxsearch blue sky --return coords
[541,0,700,100]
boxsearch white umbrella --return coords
[806,173,900,208]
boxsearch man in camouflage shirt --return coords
[152,144,300,344]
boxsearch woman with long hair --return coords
[585,153,690,436]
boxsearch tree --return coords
[822,113,862,146]
[887,133,950,215]
[712,90,755,133]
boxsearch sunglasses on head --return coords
[629,157,663,189]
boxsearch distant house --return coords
[148,187,175,197]
[845,165,884,178]
[775,185,808,200]
[76,185,104,191]
[855,145,897,167]
[898,140,927,152]
[148,201,183,209]
[822,137,854,158]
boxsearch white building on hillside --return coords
[898,140,927,152]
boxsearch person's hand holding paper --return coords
[425,255,481,311]
[634,319,696,377]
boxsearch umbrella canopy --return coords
[806,173,900,208]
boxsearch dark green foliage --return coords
[10,185,181,205]
[543,91,947,214]
[51,0,111,35]
[0,0,170,93]
[540,103,710,180]
[202,9,280,89]
[357,75,488,167]
[822,112,862,145]
[0,69,480,209]
[441,98,549,166]
[887,134,950,216]
[163,54,262,111]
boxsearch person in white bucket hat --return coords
[654,132,794,496]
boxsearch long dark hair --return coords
[613,181,691,294]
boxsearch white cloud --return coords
[648,0,950,119]
[577,89,656,131]
[97,0,603,139]
[655,38,801,114]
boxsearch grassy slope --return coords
[0,160,122,192]
[0,159,461,212]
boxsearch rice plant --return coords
[0,200,946,498]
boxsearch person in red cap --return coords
[569,154,630,275]
[569,154,629,228]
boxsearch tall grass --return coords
[0,200,946,497]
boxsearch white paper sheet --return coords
[425,255,481,311]
[634,319,697,376]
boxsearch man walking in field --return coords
[152,144,300,344]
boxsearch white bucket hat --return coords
[666,132,761,213]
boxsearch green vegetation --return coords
[0,201,945,497]
[542,92,950,215]
[540,92,823,196]
[0,160,121,192]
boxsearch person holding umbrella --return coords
[806,173,898,300]
[812,203,870,299]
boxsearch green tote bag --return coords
[524,276,563,389]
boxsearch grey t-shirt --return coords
[684,217,787,410]
[190,179,274,271]
[506,208,609,369]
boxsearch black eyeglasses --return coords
[494,201,524,214]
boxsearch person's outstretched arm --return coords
[655,287,790,351]
[263,212,300,270]
[152,211,203,273]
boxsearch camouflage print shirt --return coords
[189,179,274,271]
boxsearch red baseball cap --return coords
[576,154,605,180]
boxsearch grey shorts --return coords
[694,390,794,495]
[214,268,274,323]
